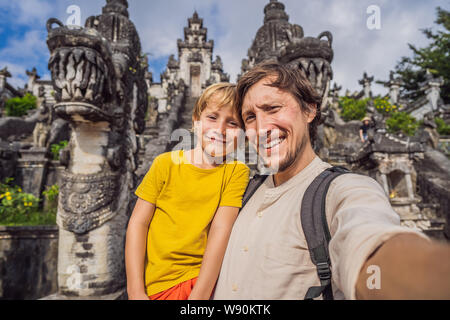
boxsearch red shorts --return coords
[149,277,198,300]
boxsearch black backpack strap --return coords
[241,174,268,210]
[301,166,350,300]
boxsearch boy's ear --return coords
[191,115,200,133]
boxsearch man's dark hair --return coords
[236,61,322,145]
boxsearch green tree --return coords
[50,140,68,160]
[386,112,420,136]
[435,117,450,135]
[338,97,369,122]
[394,7,450,104]
[4,93,37,117]
[373,96,399,116]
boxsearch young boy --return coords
[125,83,250,300]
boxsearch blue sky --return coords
[0,0,447,95]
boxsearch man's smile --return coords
[258,131,287,154]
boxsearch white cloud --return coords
[0,30,47,59]
[0,0,53,24]
[0,30,49,88]
[0,0,443,96]
[0,61,27,88]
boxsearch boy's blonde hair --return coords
[192,82,242,128]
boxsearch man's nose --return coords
[255,114,275,136]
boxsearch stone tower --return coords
[176,11,229,97]
[148,11,229,117]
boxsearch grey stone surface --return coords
[14,148,49,200]
[0,226,58,300]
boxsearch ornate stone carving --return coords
[45,0,147,299]
[241,0,333,105]
[57,171,119,234]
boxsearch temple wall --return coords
[0,226,58,300]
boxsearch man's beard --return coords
[276,133,309,173]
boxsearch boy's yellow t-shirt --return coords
[134,150,250,296]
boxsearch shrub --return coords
[386,112,419,136]
[338,97,369,121]
[373,97,399,116]
[50,140,68,160]
[435,117,450,135]
[4,93,37,117]
[0,178,56,226]
[42,184,59,215]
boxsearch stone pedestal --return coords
[41,290,126,300]
[15,147,49,200]
[0,226,58,300]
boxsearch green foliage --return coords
[435,117,450,135]
[42,184,59,216]
[50,140,68,160]
[394,7,450,104]
[373,97,399,116]
[0,178,57,226]
[338,97,369,121]
[386,112,420,136]
[4,93,37,117]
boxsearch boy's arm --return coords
[188,206,239,300]
[125,198,156,300]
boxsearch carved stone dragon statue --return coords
[45,0,147,299]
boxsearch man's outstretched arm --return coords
[355,233,450,299]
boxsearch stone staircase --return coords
[175,96,197,150]
[179,96,197,130]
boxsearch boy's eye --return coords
[207,115,216,120]
[229,121,239,127]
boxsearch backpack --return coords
[241,166,351,300]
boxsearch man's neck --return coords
[273,145,317,187]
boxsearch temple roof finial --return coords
[264,0,288,23]
[103,0,129,17]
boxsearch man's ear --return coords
[306,104,317,124]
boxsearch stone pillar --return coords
[358,72,374,99]
[26,67,40,94]
[425,77,444,111]
[388,83,401,105]
[15,148,49,200]
[405,172,415,200]
[0,74,5,92]
[380,173,389,196]
[384,71,404,105]
[0,67,12,93]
